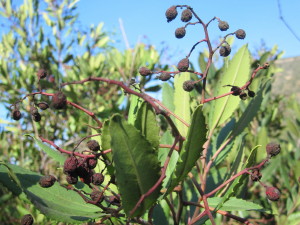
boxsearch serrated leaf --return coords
[109,114,161,217]
[0,164,105,223]
[208,197,263,211]
[168,105,207,192]
[174,72,191,136]
[209,45,250,130]
[25,134,66,165]
[135,101,160,150]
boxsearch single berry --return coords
[52,91,67,110]
[181,9,192,22]
[21,214,34,225]
[39,175,56,188]
[139,67,152,76]
[76,158,93,184]
[87,140,100,152]
[37,68,48,79]
[183,80,194,92]
[177,58,189,72]
[30,106,39,116]
[218,21,229,31]
[250,169,262,181]
[32,113,41,122]
[266,186,281,201]
[37,102,49,110]
[90,190,104,203]
[157,73,171,81]
[87,158,98,169]
[263,62,270,69]
[266,143,281,157]
[248,90,256,98]
[108,195,121,206]
[66,173,78,184]
[12,109,22,121]
[92,173,104,186]
[165,6,178,22]
[235,29,246,39]
[231,86,242,96]
[63,156,78,174]
[239,92,247,100]
[219,45,231,57]
[175,27,186,39]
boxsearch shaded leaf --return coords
[109,114,161,217]
[0,164,105,223]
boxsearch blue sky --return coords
[77,0,300,64]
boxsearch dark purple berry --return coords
[248,90,255,98]
[63,156,78,174]
[108,195,121,206]
[157,73,171,81]
[266,143,281,157]
[90,190,104,203]
[52,91,67,110]
[87,158,98,169]
[177,58,189,72]
[66,173,78,184]
[30,106,39,116]
[266,186,280,201]
[183,80,194,92]
[175,27,186,39]
[218,21,229,31]
[231,86,242,96]
[165,6,178,22]
[219,45,231,57]
[87,140,100,152]
[32,113,41,122]
[37,68,48,79]
[92,173,104,186]
[39,175,56,188]
[181,9,192,22]
[21,214,34,225]
[12,109,22,121]
[239,92,247,100]
[37,102,49,110]
[235,29,246,39]
[139,67,152,76]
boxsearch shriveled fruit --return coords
[39,175,56,188]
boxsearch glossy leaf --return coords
[168,105,207,192]
[209,45,250,130]
[109,114,161,217]
[0,164,105,223]
[135,101,160,150]
[25,134,66,165]
[208,197,264,211]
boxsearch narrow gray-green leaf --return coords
[0,164,105,223]
[109,114,161,217]
[25,134,66,165]
[135,101,160,150]
[209,45,250,130]
[174,72,191,136]
[168,105,207,192]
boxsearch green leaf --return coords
[208,197,263,211]
[135,101,160,150]
[168,105,207,192]
[209,45,250,130]
[162,82,175,112]
[25,134,66,165]
[109,114,161,217]
[174,72,191,136]
[127,92,143,125]
[0,164,105,223]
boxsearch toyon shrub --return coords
[3,3,289,225]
